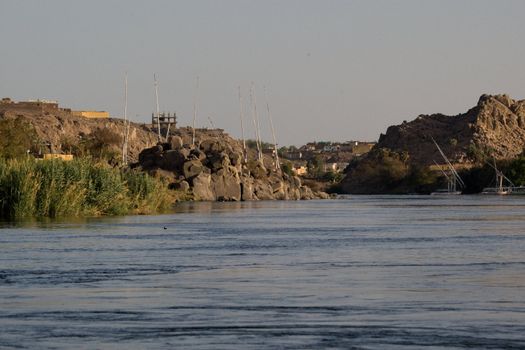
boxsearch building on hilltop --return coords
[1,97,109,119]
[0,97,64,114]
[151,112,177,128]
[72,110,109,119]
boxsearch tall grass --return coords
[0,158,173,220]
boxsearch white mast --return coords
[250,83,263,161]
[192,76,199,147]
[238,86,247,162]
[122,72,129,165]
[489,159,514,192]
[154,74,161,142]
[264,86,280,170]
[431,137,465,188]
[165,113,171,140]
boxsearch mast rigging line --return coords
[264,86,280,170]
[485,159,515,187]
[250,83,263,161]
[431,136,465,188]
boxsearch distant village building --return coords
[301,143,317,152]
[324,162,349,173]
[262,148,276,155]
[292,165,308,176]
[282,150,303,160]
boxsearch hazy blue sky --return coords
[1,0,524,145]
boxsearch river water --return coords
[1,196,525,349]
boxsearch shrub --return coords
[280,161,294,177]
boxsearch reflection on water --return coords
[1,195,525,349]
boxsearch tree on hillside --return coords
[84,128,123,162]
[280,161,294,177]
[307,155,325,178]
[246,139,273,150]
[0,118,39,159]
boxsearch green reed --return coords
[0,158,174,220]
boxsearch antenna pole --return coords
[192,76,199,147]
[154,74,161,142]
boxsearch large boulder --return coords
[229,151,243,168]
[287,187,301,200]
[211,166,241,201]
[192,173,215,201]
[240,175,255,201]
[183,160,204,179]
[268,174,286,199]
[208,152,230,171]
[250,161,267,179]
[253,179,274,200]
[163,149,188,171]
[189,148,206,162]
[170,180,190,192]
[168,135,184,150]
[299,186,315,200]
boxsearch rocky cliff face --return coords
[138,128,326,201]
[375,94,525,165]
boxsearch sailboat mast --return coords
[264,87,280,170]
[122,72,129,165]
[165,113,171,140]
[250,83,262,161]
[238,86,247,162]
[192,76,199,147]
[154,74,161,142]
[431,137,465,188]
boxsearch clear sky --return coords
[1,0,524,146]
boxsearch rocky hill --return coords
[339,94,525,194]
[138,128,326,201]
[375,94,525,166]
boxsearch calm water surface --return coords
[1,196,525,349]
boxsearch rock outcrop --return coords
[0,106,158,163]
[137,128,322,201]
[375,94,525,166]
